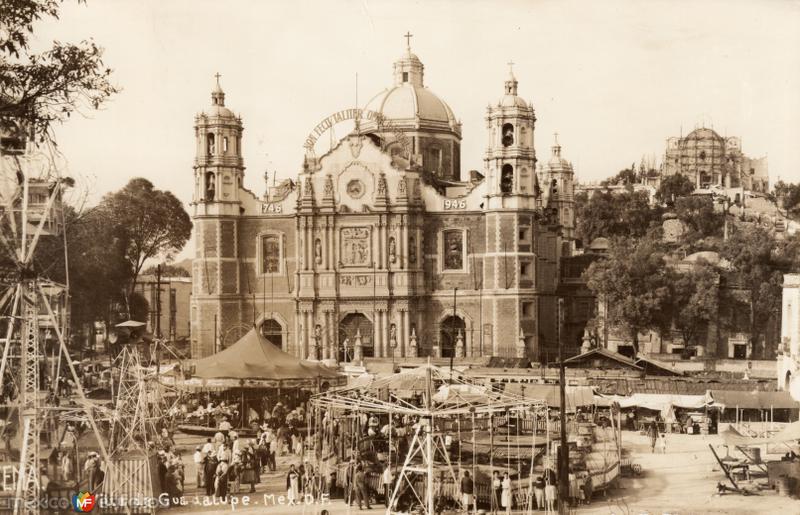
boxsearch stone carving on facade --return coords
[388,236,397,264]
[516,328,527,358]
[353,328,363,362]
[323,174,334,198]
[303,176,314,198]
[348,135,363,159]
[376,173,387,198]
[314,239,322,265]
[409,326,418,357]
[455,329,465,358]
[397,176,408,199]
[346,179,365,199]
[390,323,397,346]
[409,236,417,265]
[340,227,371,266]
[340,275,372,286]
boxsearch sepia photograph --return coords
[1,0,800,513]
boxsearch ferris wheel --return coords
[0,124,112,514]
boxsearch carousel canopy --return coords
[192,327,340,383]
[313,362,546,417]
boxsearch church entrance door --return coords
[339,313,374,362]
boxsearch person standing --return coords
[203,453,217,497]
[287,464,300,505]
[649,422,658,453]
[214,458,229,502]
[659,433,667,454]
[202,437,215,456]
[382,462,393,507]
[501,472,511,513]
[544,479,557,513]
[353,464,371,510]
[193,446,204,489]
[533,476,545,510]
[59,452,73,483]
[460,470,474,514]
[491,471,501,514]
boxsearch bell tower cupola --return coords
[193,74,245,213]
[484,63,537,210]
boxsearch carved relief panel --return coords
[340,227,372,267]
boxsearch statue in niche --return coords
[388,237,397,264]
[314,238,322,265]
[398,176,407,196]
[409,236,416,264]
[390,324,397,346]
[205,172,216,201]
[377,174,387,197]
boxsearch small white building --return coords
[778,274,800,401]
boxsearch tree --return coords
[97,178,192,294]
[0,0,118,137]
[656,174,695,205]
[600,167,638,187]
[584,236,672,355]
[773,180,800,217]
[575,190,663,245]
[674,196,724,240]
[669,262,719,348]
[720,225,785,359]
[142,263,190,278]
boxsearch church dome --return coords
[362,44,460,136]
[202,75,236,118]
[498,94,528,108]
[496,67,528,109]
[364,84,458,127]
[685,127,723,142]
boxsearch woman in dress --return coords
[501,472,512,513]
[240,447,257,493]
[286,464,300,505]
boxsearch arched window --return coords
[500,164,514,194]
[502,123,514,147]
[207,133,215,156]
[260,319,283,349]
[440,316,466,358]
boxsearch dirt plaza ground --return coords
[165,429,799,515]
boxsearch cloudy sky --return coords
[34,0,800,257]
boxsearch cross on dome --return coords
[404,31,413,49]
[211,72,225,106]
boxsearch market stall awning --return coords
[615,392,714,411]
[503,384,596,409]
[709,390,799,410]
[191,327,340,383]
[720,421,800,446]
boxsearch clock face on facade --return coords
[346,179,366,199]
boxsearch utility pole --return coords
[155,264,162,373]
[448,287,457,383]
[557,297,568,514]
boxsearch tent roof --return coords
[709,389,798,410]
[192,328,340,382]
[503,384,596,409]
[563,347,642,370]
[720,421,800,446]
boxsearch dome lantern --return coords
[211,72,225,107]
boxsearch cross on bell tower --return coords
[404,31,413,49]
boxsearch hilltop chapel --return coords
[190,37,576,365]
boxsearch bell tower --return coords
[191,74,246,358]
[193,74,245,210]
[484,63,537,210]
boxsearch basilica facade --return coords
[189,43,575,363]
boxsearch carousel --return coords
[309,362,552,515]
